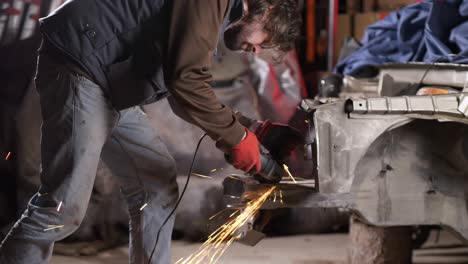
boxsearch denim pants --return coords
[0,54,179,264]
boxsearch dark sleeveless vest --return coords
[39,0,244,109]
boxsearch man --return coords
[0,0,301,263]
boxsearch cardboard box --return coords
[362,0,377,12]
[346,0,360,14]
[378,0,415,11]
[353,12,380,41]
[336,14,352,57]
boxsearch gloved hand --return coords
[255,120,303,161]
[233,112,304,160]
[229,129,262,174]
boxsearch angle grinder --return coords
[225,145,287,184]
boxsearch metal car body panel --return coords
[223,63,468,240]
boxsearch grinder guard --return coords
[254,148,287,184]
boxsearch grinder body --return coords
[225,146,286,184]
[253,149,286,183]
[226,115,303,184]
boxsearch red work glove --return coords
[233,113,303,161]
[230,129,262,174]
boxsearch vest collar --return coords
[227,0,245,27]
[217,0,245,56]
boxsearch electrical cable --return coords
[146,57,468,264]
[416,54,468,90]
[147,133,208,264]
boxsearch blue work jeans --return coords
[0,54,179,264]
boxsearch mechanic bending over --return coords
[0,0,301,263]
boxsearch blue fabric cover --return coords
[336,0,468,75]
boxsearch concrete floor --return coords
[50,230,468,264]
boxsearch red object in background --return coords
[29,14,40,20]
[269,63,284,108]
[378,12,389,19]
[0,0,68,45]
[285,50,308,98]
[4,7,21,15]
[306,0,316,63]
[255,50,307,123]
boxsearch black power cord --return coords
[416,54,468,90]
[147,133,208,264]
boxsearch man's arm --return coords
[164,0,245,148]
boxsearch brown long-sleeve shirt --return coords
[39,0,246,148]
[164,0,245,148]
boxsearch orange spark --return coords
[283,164,297,184]
[181,187,276,264]
[191,173,212,179]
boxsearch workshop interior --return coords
[1,0,468,263]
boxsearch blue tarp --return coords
[335,0,468,76]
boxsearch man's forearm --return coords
[164,0,245,148]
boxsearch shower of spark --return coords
[140,203,148,211]
[56,201,63,212]
[191,173,213,179]
[180,186,276,264]
[43,225,64,231]
[282,164,297,184]
[209,209,228,220]
[229,210,239,218]
[280,190,284,205]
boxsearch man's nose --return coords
[249,45,262,54]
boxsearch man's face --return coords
[224,19,269,55]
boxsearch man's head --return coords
[224,0,302,63]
